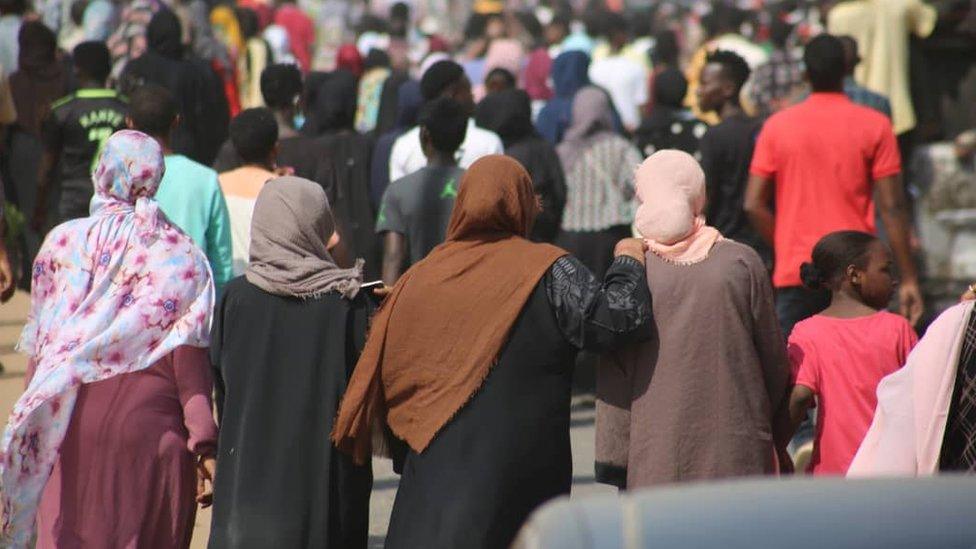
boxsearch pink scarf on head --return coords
[633,150,722,265]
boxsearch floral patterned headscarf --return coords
[0,130,214,547]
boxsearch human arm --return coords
[207,179,234,294]
[546,240,652,353]
[172,345,218,507]
[0,237,14,303]
[744,174,775,247]
[788,384,815,438]
[381,231,406,286]
[875,175,923,325]
[33,112,62,231]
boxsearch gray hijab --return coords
[556,86,618,174]
[246,176,363,299]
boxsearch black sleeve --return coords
[209,286,228,423]
[698,130,722,224]
[545,255,652,353]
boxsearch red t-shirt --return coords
[788,311,917,475]
[274,5,315,72]
[750,93,901,288]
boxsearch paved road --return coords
[0,292,612,547]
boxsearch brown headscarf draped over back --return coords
[332,155,567,464]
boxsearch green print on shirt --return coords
[440,177,458,199]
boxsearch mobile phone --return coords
[361,280,385,290]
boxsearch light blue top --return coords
[156,154,234,294]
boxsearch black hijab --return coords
[146,8,184,60]
[475,89,536,149]
[308,70,358,136]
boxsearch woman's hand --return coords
[962,283,976,302]
[614,238,648,265]
[196,456,216,508]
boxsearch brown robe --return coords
[597,239,790,488]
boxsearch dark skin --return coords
[272,103,301,139]
[381,127,458,286]
[33,69,107,232]
[743,72,922,325]
[786,241,897,451]
[696,62,743,120]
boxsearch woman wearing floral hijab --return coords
[0,130,216,548]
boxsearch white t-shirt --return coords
[589,55,649,133]
[389,119,504,182]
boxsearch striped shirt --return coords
[561,135,643,232]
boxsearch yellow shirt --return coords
[828,0,937,135]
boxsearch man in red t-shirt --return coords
[745,34,922,337]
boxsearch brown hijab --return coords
[332,155,566,464]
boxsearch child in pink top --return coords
[788,231,917,475]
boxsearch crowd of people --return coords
[0,0,975,547]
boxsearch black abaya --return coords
[384,255,651,549]
[208,278,373,549]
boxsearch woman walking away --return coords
[596,150,792,489]
[787,231,917,475]
[208,177,372,548]
[0,130,216,548]
[475,88,566,243]
[556,87,643,279]
[333,155,652,549]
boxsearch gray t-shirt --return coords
[376,165,465,266]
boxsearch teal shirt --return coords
[156,155,233,294]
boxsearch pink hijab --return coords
[474,38,525,101]
[633,150,722,265]
[848,301,974,477]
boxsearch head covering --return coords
[308,70,358,135]
[210,4,245,58]
[523,47,553,101]
[263,24,295,65]
[633,150,723,265]
[336,43,364,78]
[849,301,974,477]
[246,177,363,299]
[332,156,567,463]
[10,21,66,136]
[146,8,183,59]
[0,130,213,546]
[420,59,464,101]
[475,88,535,148]
[535,50,591,144]
[484,39,524,78]
[556,87,616,173]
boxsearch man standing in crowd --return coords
[35,41,127,227]
[378,97,468,285]
[389,60,502,181]
[697,50,769,264]
[745,34,923,336]
[127,84,234,294]
[589,12,648,134]
[219,108,278,276]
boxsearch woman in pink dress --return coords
[0,130,217,548]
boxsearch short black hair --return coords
[128,84,177,136]
[420,60,465,101]
[705,49,751,93]
[418,97,468,154]
[69,0,87,26]
[236,7,260,40]
[484,67,516,89]
[651,30,679,67]
[73,41,112,83]
[261,63,303,109]
[230,108,279,164]
[603,11,629,38]
[804,33,846,92]
[801,230,879,290]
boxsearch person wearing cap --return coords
[388,59,503,181]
